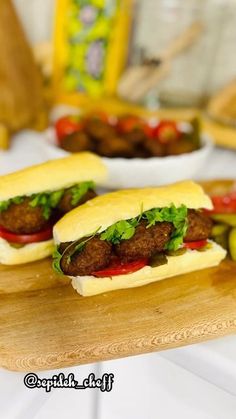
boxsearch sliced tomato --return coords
[184,240,208,250]
[0,226,53,244]
[92,258,148,277]
[208,193,236,214]
[55,116,83,143]
[154,121,180,144]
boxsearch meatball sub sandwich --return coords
[0,152,107,264]
[53,181,226,296]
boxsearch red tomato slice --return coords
[154,121,180,144]
[0,226,53,244]
[55,116,83,143]
[208,193,236,214]
[184,240,208,250]
[92,258,148,277]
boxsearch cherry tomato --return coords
[55,116,83,143]
[184,240,208,250]
[92,258,148,277]
[0,226,53,244]
[154,121,180,144]
[117,115,147,134]
[208,193,236,214]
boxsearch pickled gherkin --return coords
[211,223,229,250]
[150,253,168,268]
[211,224,229,237]
[229,228,236,261]
[213,233,229,250]
[211,214,236,227]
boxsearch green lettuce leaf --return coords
[0,181,95,220]
[143,204,188,251]
[52,246,64,274]
[100,218,139,244]
[0,196,24,213]
[100,204,188,250]
[70,181,95,206]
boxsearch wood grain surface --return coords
[0,180,236,372]
[0,258,236,372]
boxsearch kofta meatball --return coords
[85,119,116,142]
[165,138,196,156]
[58,189,97,214]
[185,209,212,242]
[96,136,134,158]
[124,130,147,146]
[143,137,166,157]
[60,237,112,276]
[0,197,49,234]
[60,131,92,152]
[115,221,173,262]
[58,241,73,254]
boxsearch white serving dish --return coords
[102,134,213,189]
[43,129,213,189]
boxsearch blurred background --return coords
[1,0,236,162]
[12,0,236,106]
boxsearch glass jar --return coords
[129,0,225,108]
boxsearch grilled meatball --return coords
[96,136,134,158]
[58,189,97,214]
[115,221,173,262]
[60,131,92,152]
[185,209,212,242]
[60,237,112,276]
[0,197,49,234]
[124,130,146,146]
[165,138,196,156]
[85,119,116,142]
[143,137,165,157]
[58,241,73,254]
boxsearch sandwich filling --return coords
[0,181,96,246]
[53,205,213,277]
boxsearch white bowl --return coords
[102,134,213,189]
[42,129,213,189]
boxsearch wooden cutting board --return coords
[0,181,236,372]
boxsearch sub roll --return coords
[0,152,107,264]
[53,181,226,296]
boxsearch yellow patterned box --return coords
[53,0,133,104]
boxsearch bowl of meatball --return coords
[47,111,213,189]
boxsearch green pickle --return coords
[211,223,229,250]
[211,224,229,237]
[214,234,229,250]
[166,248,187,257]
[150,253,168,268]
[197,242,213,252]
[229,228,236,261]
[9,243,25,249]
[211,214,236,227]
